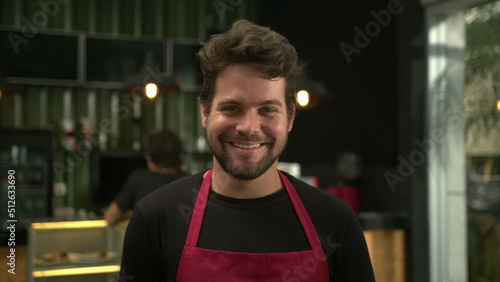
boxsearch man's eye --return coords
[261,107,277,113]
[222,106,239,112]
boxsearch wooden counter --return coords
[1,245,27,282]
[3,213,408,281]
[358,212,409,282]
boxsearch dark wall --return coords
[259,0,418,211]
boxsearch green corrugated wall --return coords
[0,0,258,211]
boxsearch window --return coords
[465,2,500,281]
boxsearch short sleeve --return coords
[114,172,140,211]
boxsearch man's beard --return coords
[207,133,288,180]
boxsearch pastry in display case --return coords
[27,219,126,282]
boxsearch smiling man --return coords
[204,64,292,198]
[120,20,375,282]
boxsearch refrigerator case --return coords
[27,220,126,282]
[0,129,53,245]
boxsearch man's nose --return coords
[235,111,261,135]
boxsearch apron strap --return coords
[278,171,323,250]
[184,168,213,246]
[184,168,324,253]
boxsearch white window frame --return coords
[423,0,490,281]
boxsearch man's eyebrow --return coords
[216,99,283,107]
[216,99,241,106]
[258,100,283,107]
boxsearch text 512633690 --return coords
[6,169,16,275]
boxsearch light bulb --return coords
[145,83,158,99]
[296,90,310,107]
[497,99,500,111]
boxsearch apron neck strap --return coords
[184,168,322,250]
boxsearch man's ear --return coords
[287,106,295,132]
[201,104,208,128]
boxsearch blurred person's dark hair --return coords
[147,128,183,170]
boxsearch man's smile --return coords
[231,142,264,149]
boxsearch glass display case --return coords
[27,219,126,282]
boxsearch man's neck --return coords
[209,162,282,199]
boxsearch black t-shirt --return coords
[120,171,375,281]
[114,168,187,211]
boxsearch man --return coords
[104,128,185,225]
[120,20,374,281]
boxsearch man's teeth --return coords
[232,143,261,149]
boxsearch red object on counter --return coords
[311,175,320,188]
[325,186,361,212]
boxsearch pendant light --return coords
[122,51,180,103]
[295,71,329,110]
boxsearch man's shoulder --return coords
[127,168,152,179]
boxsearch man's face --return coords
[201,64,294,180]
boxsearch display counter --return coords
[358,212,410,282]
[27,219,127,282]
[22,213,409,281]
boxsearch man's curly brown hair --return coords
[196,19,301,118]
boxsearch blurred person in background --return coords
[104,128,187,225]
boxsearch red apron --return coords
[176,169,330,282]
